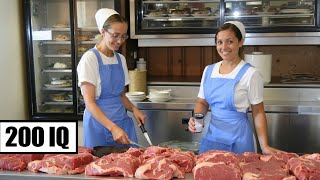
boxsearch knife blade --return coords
[140,123,153,146]
[129,140,145,149]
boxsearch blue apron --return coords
[199,63,255,154]
[83,48,138,148]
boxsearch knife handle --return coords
[140,124,147,133]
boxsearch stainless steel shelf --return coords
[43,87,72,91]
[42,69,72,73]
[43,54,71,58]
[44,101,73,105]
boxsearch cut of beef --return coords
[78,146,93,154]
[0,154,44,171]
[28,153,94,175]
[240,160,293,180]
[288,157,320,180]
[260,153,299,163]
[138,146,195,173]
[167,151,195,173]
[125,147,145,157]
[0,157,26,171]
[85,153,140,177]
[196,150,240,167]
[135,156,185,180]
[193,162,241,180]
[301,153,320,161]
[237,152,261,163]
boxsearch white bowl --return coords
[126,92,145,97]
[149,91,170,98]
[128,96,146,102]
[148,98,169,102]
[51,80,68,85]
[150,89,171,93]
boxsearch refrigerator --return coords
[23,0,120,120]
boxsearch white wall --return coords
[0,0,28,119]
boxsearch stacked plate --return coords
[147,89,171,102]
[125,92,146,102]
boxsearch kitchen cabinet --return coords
[24,0,119,120]
[130,0,320,46]
[127,110,211,148]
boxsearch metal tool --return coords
[129,140,145,149]
[140,123,153,146]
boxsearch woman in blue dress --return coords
[188,21,285,155]
[77,8,145,148]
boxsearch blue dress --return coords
[83,48,138,148]
[199,63,255,154]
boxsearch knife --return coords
[129,140,145,149]
[140,123,153,146]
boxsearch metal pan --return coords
[93,146,129,157]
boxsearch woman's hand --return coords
[110,125,130,145]
[261,145,287,155]
[188,117,196,133]
[132,107,146,126]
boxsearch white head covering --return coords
[224,21,246,41]
[95,8,119,33]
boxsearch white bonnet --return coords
[95,8,119,33]
[224,21,246,41]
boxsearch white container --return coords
[136,58,147,70]
[244,52,272,84]
[194,113,204,133]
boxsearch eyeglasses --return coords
[105,29,129,40]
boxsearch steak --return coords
[196,150,240,167]
[288,157,320,180]
[240,160,293,180]
[125,147,145,157]
[193,162,241,180]
[28,153,94,175]
[135,156,185,180]
[260,153,299,163]
[237,152,261,163]
[0,157,26,171]
[0,154,44,171]
[85,153,140,177]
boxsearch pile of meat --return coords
[0,146,320,180]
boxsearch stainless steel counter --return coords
[133,98,320,114]
[0,171,194,180]
[129,85,320,153]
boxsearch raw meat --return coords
[196,150,240,167]
[139,146,195,173]
[193,162,241,180]
[288,157,320,180]
[85,153,140,177]
[240,160,293,180]
[260,153,299,163]
[125,147,145,157]
[237,152,261,163]
[135,156,185,180]
[0,154,44,171]
[28,153,94,175]
[0,157,26,171]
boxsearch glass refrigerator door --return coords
[29,0,74,114]
[75,0,114,114]
[134,0,221,34]
[224,0,315,28]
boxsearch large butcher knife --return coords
[140,123,153,146]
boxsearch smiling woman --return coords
[188,21,285,155]
[77,8,146,149]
